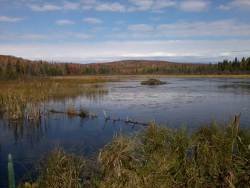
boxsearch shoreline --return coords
[51,74,250,80]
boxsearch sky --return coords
[0,0,250,63]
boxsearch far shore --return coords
[51,74,250,80]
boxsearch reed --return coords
[0,77,108,122]
[99,117,250,188]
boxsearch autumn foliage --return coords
[0,55,250,80]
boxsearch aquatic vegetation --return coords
[141,78,167,85]
[0,77,108,122]
[99,118,250,188]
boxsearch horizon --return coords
[0,53,247,64]
[0,0,250,63]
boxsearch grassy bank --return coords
[17,116,250,188]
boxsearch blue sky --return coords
[0,0,250,63]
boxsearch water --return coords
[1,77,250,187]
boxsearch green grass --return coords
[19,117,250,188]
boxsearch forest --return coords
[0,55,250,79]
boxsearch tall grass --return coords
[19,117,250,188]
[99,118,250,188]
[36,149,86,188]
[0,77,109,122]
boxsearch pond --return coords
[0,77,250,187]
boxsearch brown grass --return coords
[0,77,108,121]
[19,118,250,188]
[37,149,86,188]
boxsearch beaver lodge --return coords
[141,78,167,85]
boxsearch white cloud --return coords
[1,40,249,62]
[26,0,215,13]
[129,0,154,11]
[128,0,176,11]
[128,24,154,32]
[83,17,102,24]
[29,4,61,11]
[81,0,97,10]
[231,0,250,8]
[218,4,231,10]
[63,1,80,10]
[126,20,250,38]
[95,2,126,12]
[179,0,210,12]
[0,32,92,41]
[28,1,126,12]
[218,0,250,10]
[28,1,80,11]
[0,16,23,22]
[56,19,75,26]
[152,0,176,10]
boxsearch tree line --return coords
[0,55,250,80]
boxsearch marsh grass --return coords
[37,149,86,188]
[99,118,250,188]
[0,77,109,122]
[21,117,250,188]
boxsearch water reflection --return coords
[218,83,250,94]
[47,84,109,102]
[0,84,109,143]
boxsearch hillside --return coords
[0,55,249,79]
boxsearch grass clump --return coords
[37,149,86,188]
[99,118,250,188]
[0,77,108,122]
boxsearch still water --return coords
[0,77,250,187]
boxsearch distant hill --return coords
[81,59,210,74]
[0,55,249,79]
